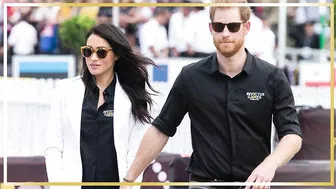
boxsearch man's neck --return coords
[217,47,247,78]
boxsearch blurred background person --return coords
[293,20,320,50]
[244,4,264,57]
[139,7,170,58]
[258,14,276,65]
[184,6,216,57]
[8,12,38,56]
[119,0,154,47]
[97,0,114,24]
[168,1,195,57]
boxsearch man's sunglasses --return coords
[211,22,244,33]
[80,46,113,59]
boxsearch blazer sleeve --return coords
[44,81,66,182]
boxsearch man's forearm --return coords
[264,134,302,167]
[125,125,169,181]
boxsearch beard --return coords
[213,37,244,58]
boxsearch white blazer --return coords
[44,75,150,189]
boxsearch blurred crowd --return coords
[0,0,331,76]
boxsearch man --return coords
[168,1,195,57]
[139,7,170,58]
[122,0,303,189]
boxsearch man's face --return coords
[209,7,250,58]
[158,12,169,25]
[304,23,315,37]
[182,7,191,17]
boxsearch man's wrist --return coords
[264,156,281,169]
[123,177,134,183]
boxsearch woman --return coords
[44,23,158,189]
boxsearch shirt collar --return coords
[210,48,254,75]
[91,74,116,96]
[105,76,116,96]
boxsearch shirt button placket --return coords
[103,91,107,99]
[228,79,237,168]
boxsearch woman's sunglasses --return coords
[211,22,243,33]
[80,46,113,59]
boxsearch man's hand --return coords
[120,178,134,189]
[244,159,279,189]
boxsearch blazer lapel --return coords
[63,75,131,183]
[113,75,132,180]
[66,75,131,146]
[113,75,131,140]
[67,78,85,141]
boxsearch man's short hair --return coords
[209,0,252,23]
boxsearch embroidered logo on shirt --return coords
[103,110,114,117]
[246,92,265,101]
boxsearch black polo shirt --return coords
[152,49,302,181]
[80,77,119,189]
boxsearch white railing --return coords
[0,77,334,157]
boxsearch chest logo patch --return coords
[246,92,265,101]
[103,110,114,117]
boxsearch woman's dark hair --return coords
[81,24,158,124]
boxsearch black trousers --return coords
[189,175,243,189]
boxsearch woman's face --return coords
[82,33,118,77]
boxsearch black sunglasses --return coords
[211,22,244,33]
[80,46,113,59]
